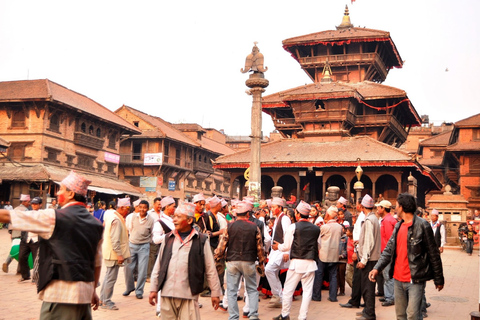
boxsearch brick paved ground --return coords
[0,227,478,320]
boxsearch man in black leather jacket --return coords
[368,193,444,320]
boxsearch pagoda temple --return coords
[214,7,440,207]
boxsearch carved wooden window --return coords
[81,122,86,133]
[205,181,212,191]
[214,180,221,192]
[8,143,25,160]
[66,155,75,167]
[77,155,95,170]
[186,178,194,188]
[44,147,60,163]
[96,128,101,138]
[88,125,94,135]
[106,164,115,174]
[49,114,60,132]
[470,157,480,174]
[133,142,142,160]
[11,111,26,128]
[108,133,116,149]
[175,148,181,166]
[473,129,480,141]
[164,144,169,163]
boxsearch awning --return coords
[1,164,144,197]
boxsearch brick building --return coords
[0,79,142,207]
[115,105,235,202]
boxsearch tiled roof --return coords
[419,158,444,167]
[0,79,141,134]
[200,137,235,156]
[118,106,199,147]
[283,27,392,46]
[0,164,143,196]
[419,130,452,147]
[214,136,440,188]
[282,27,402,67]
[172,123,206,133]
[455,113,480,127]
[447,141,480,152]
[214,136,412,167]
[263,81,406,104]
[262,81,421,125]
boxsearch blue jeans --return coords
[125,242,150,296]
[394,279,426,320]
[466,240,474,254]
[313,260,338,301]
[382,264,394,302]
[226,261,259,320]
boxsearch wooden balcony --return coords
[299,53,388,80]
[193,161,214,174]
[355,114,407,141]
[74,132,104,150]
[272,118,303,130]
[295,110,356,126]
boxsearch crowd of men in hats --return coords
[0,169,446,320]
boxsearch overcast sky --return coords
[1,0,479,136]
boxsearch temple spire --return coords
[336,5,354,30]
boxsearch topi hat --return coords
[61,171,91,197]
[175,202,196,217]
[296,200,311,215]
[160,196,175,208]
[337,196,348,206]
[193,193,205,203]
[272,197,286,207]
[236,201,253,214]
[361,194,374,209]
[208,196,221,207]
[117,198,131,207]
[220,199,228,208]
[133,199,141,207]
[19,194,31,202]
[430,208,439,216]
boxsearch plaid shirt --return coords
[9,202,103,304]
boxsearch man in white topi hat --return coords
[0,171,104,320]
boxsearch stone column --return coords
[242,43,269,202]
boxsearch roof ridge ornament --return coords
[241,42,268,74]
[336,5,354,30]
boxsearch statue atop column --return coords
[241,42,268,73]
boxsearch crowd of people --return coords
[0,170,448,320]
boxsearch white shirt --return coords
[431,221,446,247]
[152,212,174,244]
[278,223,320,273]
[353,211,366,242]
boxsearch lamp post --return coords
[241,42,269,202]
[353,159,364,205]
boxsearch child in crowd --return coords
[345,225,355,288]
[465,223,477,256]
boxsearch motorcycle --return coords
[458,223,468,251]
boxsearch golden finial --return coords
[336,5,354,30]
